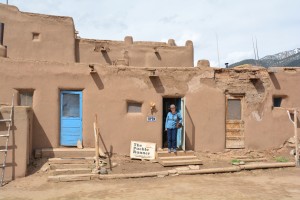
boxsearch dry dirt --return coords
[0,167,299,200]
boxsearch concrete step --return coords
[50,163,95,170]
[48,157,95,164]
[160,159,203,167]
[156,150,195,158]
[35,148,97,158]
[51,168,92,175]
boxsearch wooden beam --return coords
[295,110,299,167]
[94,115,100,170]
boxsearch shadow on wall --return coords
[269,74,281,89]
[91,73,104,90]
[150,77,165,93]
[155,52,161,60]
[185,107,195,150]
[32,112,51,149]
[75,39,80,63]
[253,79,265,93]
[101,51,112,65]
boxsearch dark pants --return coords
[167,128,177,150]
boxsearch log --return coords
[177,166,241,175]
[239,162,295,170]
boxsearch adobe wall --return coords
[0,58,223,154]
[77,38,194,67]
[0,3,76,62]
[1,56,300,155]
[245,68,300,149]
[0,106,32,181]
[0,4,194,67]
[215,66,300,150]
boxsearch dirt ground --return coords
[1,167,299,200]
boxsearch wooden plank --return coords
[160,159,203,167]
[48,157,95,164]
[158,156,198,160]
[156,150,195,158]
[52,168,91,175]
[294,109,299,167]
[50,163,94,170]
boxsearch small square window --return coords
[273,97,282,107]
[32,32,40,41]
[127,102,142,113]
[18,90,34,106]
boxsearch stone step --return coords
[35,148,97,158]
[159,159,203,167]
[158,156,198,160]
[51,168,92,175]
[50,163,95,170]
[48,157,95,164]
[156,150,195,158]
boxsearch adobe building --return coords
[0,3,299,181]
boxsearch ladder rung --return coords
[0,119,11,122]
[0,134,9,137]
[0,149,8,152]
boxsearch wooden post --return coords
[94,115,100,170]
[294,110,299,167]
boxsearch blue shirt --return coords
[165,112,182,129]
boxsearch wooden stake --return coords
[94,115,100,170]
[294,110,299,167]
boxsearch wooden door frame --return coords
[225,94,245,149]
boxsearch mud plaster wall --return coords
[245,69,300,149]
[0,4,76,63]
[215,67,300,150]
[0,106,32,181]
[0,58,227,154]
[77,39,194,68]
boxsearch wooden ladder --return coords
[0,94,14,187]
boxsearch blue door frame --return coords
[60,91,82,146]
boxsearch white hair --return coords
[170,104,176,108]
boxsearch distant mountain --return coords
[229,48,300,68]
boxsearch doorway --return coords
[60,90,82,146]
[225,95,245,148]
[162,97,185,150]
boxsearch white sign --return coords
[147,116,157,122]
[130,141,156,160]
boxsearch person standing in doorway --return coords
[165,104,182,153]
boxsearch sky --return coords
[2,0,300,67]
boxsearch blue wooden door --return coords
[60,91,82,146]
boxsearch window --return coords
[32,32,40,41]
[62,93,80,117]
[18,90,34,106]
[0,23,4,45]
[127,102,142,113]
[227,99,241,120]
[273,97,282,107]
